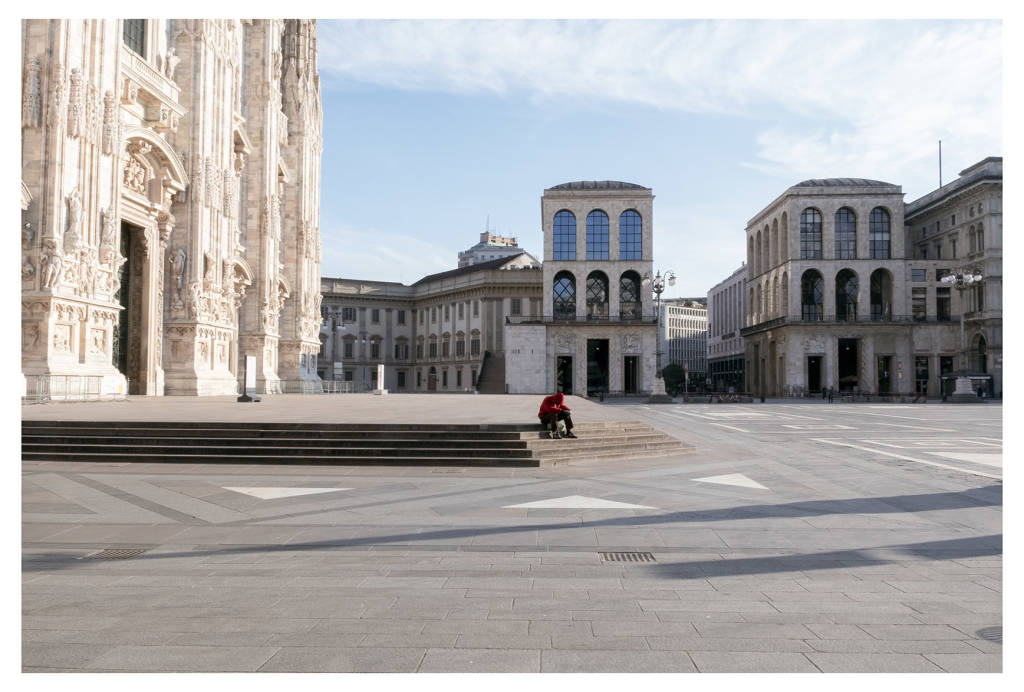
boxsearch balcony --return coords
[507,314,659,326]
[741,313,963,337]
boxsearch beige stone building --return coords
[505,181,659,396]
[21,19,323,397]
[319,252,542,393]
[741,158,1001,398]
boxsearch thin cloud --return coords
[320,225,453,284]
[319,19,1001,196]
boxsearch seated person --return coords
[538,392,576,439]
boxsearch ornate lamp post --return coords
[940,266,983,402]
[643,269,675,403]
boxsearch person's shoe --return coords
[549,430,560,439]
[564,432,578,439]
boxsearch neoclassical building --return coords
[21,19,323,396]
[505,181,658,396]
[319,252,542,392]
[741,157,1002,397]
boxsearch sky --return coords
[313,19,1002,298]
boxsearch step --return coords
[19,451,540,467]
[22,443,536,459]
[23,434,533,450]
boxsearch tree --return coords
[662,363,685,394]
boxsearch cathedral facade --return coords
[21,19,323,396]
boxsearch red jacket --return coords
[538,393,570,418]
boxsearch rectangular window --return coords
[442,369,448,388]
[428,342,437,358]
[911,268,926,282]
[471,369,477,387]
[416,343,424,359]
[915,356,929,394]
[123,19,146,56]
[471,338,480,356]
[473,300,479,317]
[417,371,422,387]
[344,370,353,382]
[444,305,450,320]
[431,307,436,322]
[934,244,942,259]
[511,298,522,316]
[936,287,951,321]
[951,240,957,258]
[456,369,463,388]
[951,214,956,225]
[343,341,354,359]
[342,307,356,322]
[976,285,984,312]
[456,340,465,357]
[458,303,464,319]
[370,341,380,359]
[442,341,450,358]
[921,246,928,260]
[397,371,406,388]
[912,288,927,321]
[371,309,380,323]
[397,310,405,325]
[940,356,954,375]
[419,310,424,325]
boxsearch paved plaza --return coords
[22,396,1002,673]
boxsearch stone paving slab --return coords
[23,401,1002,673]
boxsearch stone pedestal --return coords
[648,376,673,404]
[949,376,983,403]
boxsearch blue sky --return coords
[315,19,1002,297]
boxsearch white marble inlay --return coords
[692,473,769,490]
[927,452,1003,468]
[223,487,350,500]
[503,495,656,509]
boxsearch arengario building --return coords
[21,19,323,397]
[740,157,1002,398]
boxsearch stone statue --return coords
[64,188,81,254]
[41,250,62,289]
[164,47,180,81]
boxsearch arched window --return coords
[780,211,789,261]
[553,210,576,260]
[772,276,779,316]
[755,283,762,318]
[553,270,576,319]
[748,236,754,269]
[969,225,977,253]
[781,272,789,316]
[977,222,985,251]
[800,209,822,259]
[619,270,641,319]
[586,271,609,319]
[771,218,779,267]
[748,287,754,322]
[974,335,988,373]
[801,269,823,321]
[753,232,761,276]
[869,208,891,259]
[763,226,770,272]
[835,208,856,260]
[619,210,642,259]
[870,268,892,321]
[835,269,858,321]
[586,210,609,260]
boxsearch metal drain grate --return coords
[976,626,1002,644]
[600,551,656,563]
[83,548,149,560]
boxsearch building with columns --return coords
[740,158,1001,398]
[318,252,542,392]
[505,181,659,396]
[21,19,323,397]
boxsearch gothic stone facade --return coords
[505,181,658,396]
[21,19,323,396]
[741,158,1002,398]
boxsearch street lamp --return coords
[940,266,983,402]
[642,269,676,403]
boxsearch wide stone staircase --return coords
[21,420,693,468]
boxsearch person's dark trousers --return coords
[540,411,574,432]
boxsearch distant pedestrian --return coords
[538,392,576,439]
[827,386,834,403]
